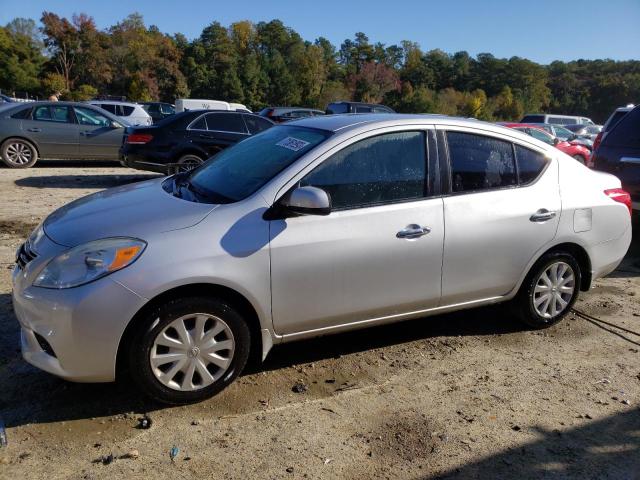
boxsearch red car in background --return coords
[500,123,592,166]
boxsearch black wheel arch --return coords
[539,242,592,291]
[116,283,264,379]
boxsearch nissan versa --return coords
[12,114,632,404]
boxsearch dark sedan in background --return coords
[0,101,127,168]
[140,102,176,123]
[258,107,325,123]
[120,109,274,173]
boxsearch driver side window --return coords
[301,131,428,210]
[73,107,111,127]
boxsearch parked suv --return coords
[520,114,595,126]
[12,114,631,404]
[592,105,640,211]
[326,101,394,114]
[120,110,274,173]
[88,101,152,126]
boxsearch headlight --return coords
[34,238,146,289]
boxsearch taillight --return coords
[604,188,632,215]
[593,132,603,152]
[126,134,153,144]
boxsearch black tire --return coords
[1,138,38,168]
[572,154,585,165]
[514,252,581,329]
[177,153,204,172]
[128,296,251,405]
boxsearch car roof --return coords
[289,113,489,132]
[88,100,140,107]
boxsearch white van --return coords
[520,113,595,126]
[175,99,250,113]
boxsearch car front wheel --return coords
[514,252,581,329]
[128,296,251,404]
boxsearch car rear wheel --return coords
[514,252,581,329]
[1,138,38,168]
[572,154,585,165]
[177,154,204,172]
[128,296,251,404]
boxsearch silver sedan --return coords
[12,114,632,404]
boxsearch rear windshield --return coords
[605,107,640,148]
[604,111,629,132]
[188,126,331,202]
[520,115,545,123]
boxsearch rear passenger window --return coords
[205,113,246,133]
[99,104,117,115]
[515,145,547,184]
[301,131,427,210]
[447,132,516,192]
[11,107,31,119]
[190,116,207,130]
[122,106,135,116]
[33,106,52,121]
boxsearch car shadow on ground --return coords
[14,173,161,190]
[427,407,640,479]
[0,295,522,429]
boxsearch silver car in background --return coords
[12,114,632,404]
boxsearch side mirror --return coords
[280,186,331,216]
[110,121,122,129]
[553,137,560,145]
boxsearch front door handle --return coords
[396,224,431,239]
[530,209,557,222]
[27,128,41,132]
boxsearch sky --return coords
[1,0,639,64]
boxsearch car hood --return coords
[44,177,218,247]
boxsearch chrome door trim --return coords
[620,157,640,164]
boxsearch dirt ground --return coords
[0,161,639,480]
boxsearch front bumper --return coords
[12,264,147,383]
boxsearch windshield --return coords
[187,125,331,203]
[553,125,574,139]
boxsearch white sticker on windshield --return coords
[276,137,310,151]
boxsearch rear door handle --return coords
[530,209,557,222]
[396,224,431,239]
[27,128,41,132]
